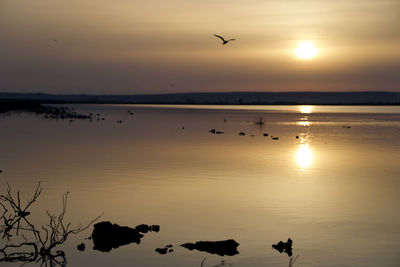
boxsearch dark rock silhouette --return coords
[155,244,174,255]
[135,224,150,233]
[135,224,160,233]
[181,239,239,256]
[155,247,168,254]
[91,221,144,252]
[239,132,245,136]
[272,238,293,257]
[91,222,160,252]
[150,225,160,232]
[77,243,85,251]
[209,129,224,134]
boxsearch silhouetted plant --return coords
[288,255,299,267]
[272,238,299,267]
[0,182,42,238]
[0,182,101,266]
[255,117,264,125]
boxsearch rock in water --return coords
[272,238,293,257]
[135,224,150,233]
[77,243,86,251]
[181,239,239,256]
[91,221,144,252]
[155,247,168,254]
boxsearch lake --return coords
[1,104,400,266]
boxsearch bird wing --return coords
[226,39,236,42]
[214,34,226,42]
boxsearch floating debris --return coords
[116,120,123,123]
[181,239,239,256]
[77,243,86,251]
[272,137,279,140]
[272,238,293,257]
[209,129,224,134]
[255,117,265,126]
[296,136,299,139]
[155,244,174,255]
[239,132,246,136]
[263,133,269,137]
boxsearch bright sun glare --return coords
[300,106,312,113]
[296,144,313,169]
[295,41,317,59]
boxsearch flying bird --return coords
[214,34,236,45]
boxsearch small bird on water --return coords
[214,34,236,45]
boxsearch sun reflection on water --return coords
[296,144,313,169]
[300,106,312,114]
[298,121,311,126]
[295,115,313,169]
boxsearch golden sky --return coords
[1,0,399,94]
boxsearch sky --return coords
[1,0,399,94]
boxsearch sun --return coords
[295,41,317,59]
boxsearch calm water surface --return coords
[1,105,400,266]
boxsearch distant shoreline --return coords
[1,92,400,106]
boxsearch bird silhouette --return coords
[214,34,236,45]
